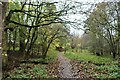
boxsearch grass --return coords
[3,49,58,79]
[64,50,120,78]
[93,64,120,78]
[64,50,115,64]
[5,64,47,78]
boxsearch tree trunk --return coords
[112,51,116,59]
[42,44,47,59]
[0,2,3,79]
[13,29,17,51]
[2,2,8,53]
[1,2,8,69]
[0,2,8,78]
[117,2,120,67]
[19,28,25,52]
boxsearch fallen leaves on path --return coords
[46,59,60,78]
[58,52,73,78]
[70,60,97,79]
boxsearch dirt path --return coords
[58,52,73,78]
[57,52,93,79]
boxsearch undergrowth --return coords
[64,50,114,64]
[2,49,58,79]
[64,50,120,78]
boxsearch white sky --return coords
[1,0,119,2]
[68,0,120,37]
[2,0,120,37]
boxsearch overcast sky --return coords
[60,0,120,37]
[1,0,119,2]
[2,0,120,37]
[68,0,120,37]
[61,0,120,37]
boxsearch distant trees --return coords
[83,2,120,59]
[70,33,81,52]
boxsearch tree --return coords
[84,2,118,58]
[37,23,68,59]
[117,2,120,67]
[0,2,3,78]
[5,1,76,28]
[3,0,79,60]
[70,33,81,52]
[0,1,9,69]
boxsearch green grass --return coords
[64,50,115,64]
[92,64,120,78]
[64,50,120,78]
[6,64,47,78]
[3,49,58,79]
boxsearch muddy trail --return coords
[58,52,87,79]
[57,52,97,80]
[58,52,73,78]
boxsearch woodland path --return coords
[58,52,73,78]
[58,52,83,79]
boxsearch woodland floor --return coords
[3,52,96,79]
[2,51,120,79]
